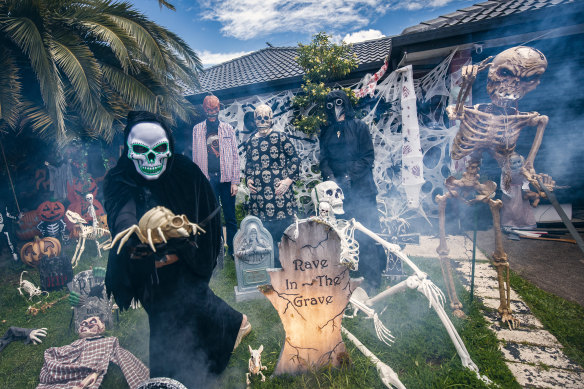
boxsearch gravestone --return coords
[67,268,114,333]
[233,216,274,301]
[260,219,361,375]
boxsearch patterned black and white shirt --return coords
[244,131,299,221]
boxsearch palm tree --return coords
[0,0,202,144]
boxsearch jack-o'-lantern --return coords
[37,200,66,222]
[67,177,98,204]
[16,210,40,241]
[20,236,61,267]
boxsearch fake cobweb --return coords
[218,50,465,234]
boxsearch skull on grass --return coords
[312,181,345,215]
[487,46,547,108]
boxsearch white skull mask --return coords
[312,181,345,215]
[487,46,547,108]
[127,122,171,180]
[255,104,273,133]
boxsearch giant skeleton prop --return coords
[310,181,491,388]
[437,46,554,328]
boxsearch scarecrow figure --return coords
[37,316,148,389]
[104,111,250,387]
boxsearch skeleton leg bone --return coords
[342,327,406,389]
[435,193,465,318]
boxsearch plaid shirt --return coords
[192,120,240,184]
[37,336,149,389]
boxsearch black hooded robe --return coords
[104,112,242,387]
[319,90,385,289]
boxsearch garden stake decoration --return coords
[311,181,492,387]
[437,46,555,329]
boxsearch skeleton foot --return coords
[501,309,520,330]
[452,306,467,319]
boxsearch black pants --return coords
[209,173,237,257]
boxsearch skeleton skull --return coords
[78,316,105,338]
[318,202,336,222]
[262,170,272,184]
[127,122,171,180]
[251,148,259,161]
[264,186,273,200]
[487,46,547,108]
[312,181,345,215]
[269,132,279,144]
[266,203,275,217]
[257,196,264,209]
[255,104,273,133]
[275,195,285,208]
[260,141,269,152]
[276,211,286,219]
[85,193,94,205]
[261,154,270,169]
[269,146,279,159]
[283,142,294,156]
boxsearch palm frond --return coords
[80,20,134,72]
[101,63,158,112]
[0,46,23,130]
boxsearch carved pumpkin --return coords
[20,236,61,267]
[16,210,40,241]
[67,177,98,204]
[37,200,66,222]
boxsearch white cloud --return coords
[198,50,252,67]
[199,0,458,39]
[343,29,385,44]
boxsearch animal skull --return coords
[312,181,345,215]
[127,122,171,180]
[255,104,273,133]
[487,46,547,108]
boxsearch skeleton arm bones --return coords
[453,57,493,118]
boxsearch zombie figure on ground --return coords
[192,95,240,257]
[104,111,250,387]
[319,90,385,291]
[245,104,300,266]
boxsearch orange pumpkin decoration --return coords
[20,236,62,267]
[16,210,40,241]
[37,200,66,222]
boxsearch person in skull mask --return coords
[245,104,300,266]
[104,111,250,387]
[319,89,384,290]
[192,95,240,257]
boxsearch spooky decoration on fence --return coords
[16,210,40,241]
[310,181,491,387]
[68,268,114,333]
[0,207,18,260]
[0,327,47,352]
[66,210,111,268]
[246,344,267,387]
[437,46,554,328]
[109,206,204,254]
[104,111,243,387]
[37,316,149,389]
[39,254,73,291]
[233,216,274,301]
[260,219,360,375]
[20,236,61,267]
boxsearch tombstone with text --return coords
[233,216,274,301]
[260,219,360,375]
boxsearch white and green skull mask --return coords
[127,122,171,180]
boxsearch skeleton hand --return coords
[28,328,48,345]
[275,178,293,196]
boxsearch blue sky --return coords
[133,0,476,67]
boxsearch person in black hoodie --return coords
[319,90,384,290]
[104,111,250,387]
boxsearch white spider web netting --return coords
[217,50,463,234]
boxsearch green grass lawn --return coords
[0,238,524,389]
